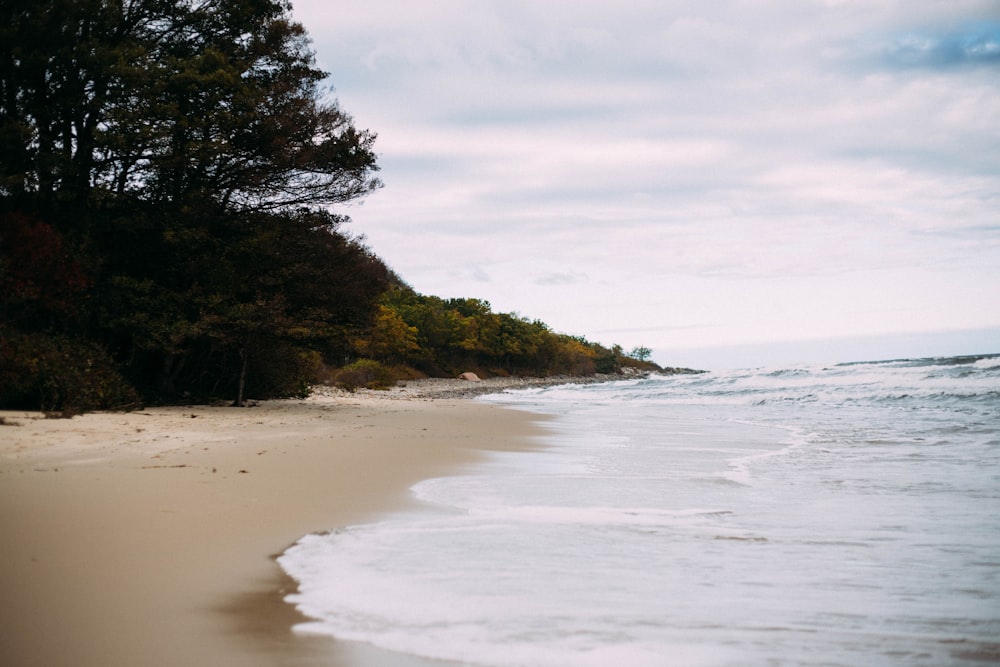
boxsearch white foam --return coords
[972,355,1000,370]
[279,358,1000,666]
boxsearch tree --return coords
[92,207,390,403]
[359,304,420,363]
[0,212,90,329]
[629,346,652,362]
[0,0,380,215]
[0,0,388,407]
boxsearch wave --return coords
[282,351,1000,667]
[835,352,1000,369]
[505,355,1000,410]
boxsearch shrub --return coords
[331,359,399,391]
[0,329,141,412]
[243,345,322,401]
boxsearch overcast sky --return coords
[291,0,999,368]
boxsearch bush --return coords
[243,345,322,401]
[0,329,141,412]
[331,359,399,391]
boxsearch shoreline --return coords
[0,381,554,667]
[326,370,654,401]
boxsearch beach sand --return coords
[0,380,548,667]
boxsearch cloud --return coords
[292,0,1000,359]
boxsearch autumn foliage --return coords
[342,289,646,383]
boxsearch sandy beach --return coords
[0,379,550,667]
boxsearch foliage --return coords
[83,205,389,404]
[353,304,421,363]
[629,346,653,362]
[331,359,399,391]
[0,0,380,212]
[0,0,386,409]
[0,212,90,329]
[351,288,655,379]
[0,328,140,412]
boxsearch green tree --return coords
[1,0,380,213]
[0,0,387,407]
[629,346,652,362]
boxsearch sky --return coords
[290,0,1000,369]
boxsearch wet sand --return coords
[0,381,549,666]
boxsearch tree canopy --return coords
[1,0,387,409]
[347,288,652,383]
[0,0,380,212]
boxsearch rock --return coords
[457,372,481,382]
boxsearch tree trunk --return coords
[235,346,248,407]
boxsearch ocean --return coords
[279,354,1000,666]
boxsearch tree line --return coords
[1,0,661,412]
[347,289,649,384]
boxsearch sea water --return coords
[279,355,1000,666]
